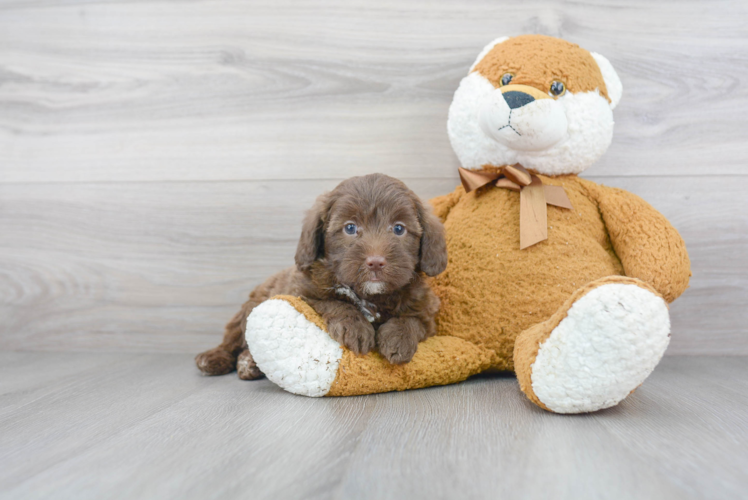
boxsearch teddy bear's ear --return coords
[469,36,510,72]
[590,52,623,110]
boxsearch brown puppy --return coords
[195,173,448,379]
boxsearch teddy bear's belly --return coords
[430,184,624,371]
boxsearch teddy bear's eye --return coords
[500,73,513,86]
[550,80,566,96]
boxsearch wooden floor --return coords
[0,352,746,500]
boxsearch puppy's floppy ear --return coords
[414,197,448,276]
[295,191,333,271]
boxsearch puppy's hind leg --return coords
[195,300,254,376]
[196,268,297,377]
[236,347,264,380]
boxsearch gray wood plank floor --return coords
[0,352,746,500]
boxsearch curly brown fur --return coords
[195,174,448,377]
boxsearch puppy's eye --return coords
[393,224,406,236]
[550,80,566,96]
[344,223,357,235]
[500,73,513,86]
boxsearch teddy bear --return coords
[243,34,691,414]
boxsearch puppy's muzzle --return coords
[479,84,568,152]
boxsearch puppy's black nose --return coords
[366,256,386,270]
[503,91,535,109]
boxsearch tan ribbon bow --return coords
[458,164,573,249]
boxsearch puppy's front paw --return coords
[328,314,376,355]
[376,320,419,364]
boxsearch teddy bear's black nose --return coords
[503,91,535,109]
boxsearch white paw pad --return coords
[531,283,670,413]
[246,299,342,397]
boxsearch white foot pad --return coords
[246,299,342,397]
[531,283,670,413]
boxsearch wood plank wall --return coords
[1,0,746,354]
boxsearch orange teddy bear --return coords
[244,35,691,413]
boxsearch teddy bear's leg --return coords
[513,276,670,414]
[245,295,492,397]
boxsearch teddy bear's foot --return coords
[514,276,670,414]
[245,296,342,397]
[246,295,491,397]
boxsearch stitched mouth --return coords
[496,109,521,136]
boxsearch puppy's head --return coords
[448,35,622,175]
[295,174,447,296]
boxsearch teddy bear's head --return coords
[448,35,622,176]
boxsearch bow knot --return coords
[458,165,573,249]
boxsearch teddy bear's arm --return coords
[429,185,465,222]
[586,181,691,303]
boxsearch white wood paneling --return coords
[0,176,745,354]
[1,0,747,182]
[0,0,746,354]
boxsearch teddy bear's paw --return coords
[245,297,342,397]
[530,283,670,413]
